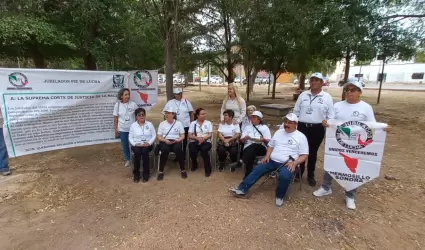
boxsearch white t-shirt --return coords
[241,124,272,149]
[218,123,241,137]
[334,101,376,122]
[163,98,194,127]
[157,120,185,140]
[188,120,213,142]
[113,101,139,132]
[294,90,335,123]
[220,97,247,124]
[269,129,309,163]
[129,121,156,146]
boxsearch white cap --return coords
[163,106,176,113]
[173,88,183,94]
[251,111,263,118]
[344,78,363,92]
[309,72,324,81]
[284,113,298,122]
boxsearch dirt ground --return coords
[0,84,424,250]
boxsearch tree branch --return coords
[383,14,425,19]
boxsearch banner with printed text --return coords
[0,68,158,157]
[324,119,388,191]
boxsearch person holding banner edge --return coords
[129,108,155,183]
[314,78,386,210]
[113,88,139,168]
[0,112,11,176]
[293,72,335,187]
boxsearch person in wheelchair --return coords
[229,113,309,207]
[239,111,271,178]
[156,107,187,181]
[188,108,213,177]
[217,109,241,172]
[129,108,156,183]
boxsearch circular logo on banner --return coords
[133,70,152,89]
[336,121,373,150]
[8,72,29,88]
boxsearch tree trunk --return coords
[83,52,97,70]
[165,34,174,101]
[30,44,46,68]
[299,74,306,90]
[271,70,278,100]
[342,49,351,100]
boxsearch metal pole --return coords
[377,57,385,104]
[268,72,271,95]
[358,64,362,81]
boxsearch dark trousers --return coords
[158,141,184,172]
[132,145,153,179]
[183,127,189,160]
[189,141,212,175]
[298,122,325,179]
[242,143,267,178]
[217,143,238,164]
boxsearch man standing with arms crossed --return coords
[293,72,334,186]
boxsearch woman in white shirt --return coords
[314,78,377,210]
[241,105,256,132]
[163,88,194,160]
[157,106,187,181]
[129,108,156,183]
[220,83,247,126]
[188,108,213,177]
[240,111,271,178]
[113,88,139,168]
[217,109,241,172]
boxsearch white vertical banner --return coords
[127,70,158,111]
[323,120,388,191]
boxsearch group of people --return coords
[114,73,381,210]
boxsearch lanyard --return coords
[309,95,319,105]
[197,122,204,134]
[139,123,145,135]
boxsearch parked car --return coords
[200,77,208,82]
[293,78,309,85]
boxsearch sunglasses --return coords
[344,87,360,93]
[137,113,145,117]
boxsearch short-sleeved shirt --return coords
[113,101,139,132]
[333,100,376,122]
[293,90,335,123]
[163,98,194,127]
[129,121,156,146]
[218,123,241,138]
[188,120,213,142]
[269,129,309,163]
[241,124,272,149]
[157,120,185,140]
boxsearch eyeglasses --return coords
[137,113,145,117]
[344,87,359,93]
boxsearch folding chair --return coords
[187,132,215,170]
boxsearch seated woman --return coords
[188,108,213,177]
[157,107,187,181]
[240,111,271,179]
[217,109,241,172]
[241,105,257,132]
[129,108,155,183]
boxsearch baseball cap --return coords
[284,113,298,123]
[251,111,263,118]
[163,106,176,113]
[309,72,324,81]
[173,88,183,94]
[344,78,363,92]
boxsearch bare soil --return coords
[0,84,424,250]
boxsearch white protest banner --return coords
[323,119,388,191]
[0,68,132,157]
[127,70,158,111]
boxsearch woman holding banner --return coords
[129,108,155,183]
[113,88,139,168]
[313,78,376,210]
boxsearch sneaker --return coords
[308,178,317,187]
[275,198,284,207]
[219,162,225,172]
[346,197,356,210]
[190,165,198,172]
[205,172,211,177]
[181,171,188,179]
[125,161,130,168]
[142,178,148,183]
[157,173,164,181]
[313,187,332,197]
[228,187,245,195]
[0,170,11,176]
[133,176,140,183]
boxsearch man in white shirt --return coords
[293,72,334,187]
[0,111,11,176]
[229,113,309,207]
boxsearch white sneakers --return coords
[275,198,284,207]
[313,187,356,210]
[125,161,130,168]
[313,187,332,197]
[228,187,245,195]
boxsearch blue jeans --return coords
[0,128,9,172]
[119,131,130,161]
[237,159,293,199]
